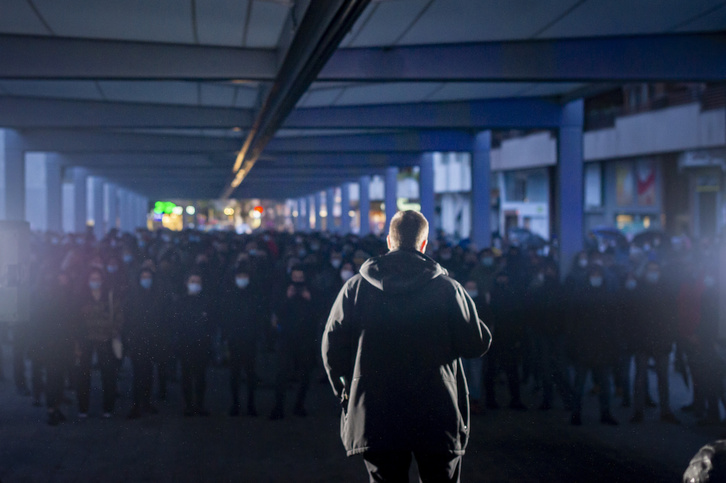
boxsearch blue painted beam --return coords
[266,130,474,153]
[0,34,276,80]
[0,96,254,129]
[285,98,562,129]
[322,33,726,82]
[263,152,421,167]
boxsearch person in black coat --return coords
[174,273,213,417]
[528,261,573,411]
[219,265,260,416]
[630,261,680,424]
[485,270,527,410]
[123,268,165,419]
[322,211,491,482]
[269,266,318,420]
[568,265,618,426]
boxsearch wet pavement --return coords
[0,342,723,482]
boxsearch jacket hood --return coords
[359,248,447,294]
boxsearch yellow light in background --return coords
[223,207,234,216]
[643,216,651,229]
[292,210,299,217]
[172,206,184,216]
[186,206,195,215]
[348,210,355,217]
[320,210,328,218]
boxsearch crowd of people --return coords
[1,225,723,428]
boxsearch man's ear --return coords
[419,239,428,253]
[386,235,392,250]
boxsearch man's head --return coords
[386,210,429,253]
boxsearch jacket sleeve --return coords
[321,280,356,399]
[451,281,492,359]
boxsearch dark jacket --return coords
[219,284,260,350]
[123,283,166,357]
[567,283,618,366]
[322,248,491,457]
[630,281,677,356]
[173,293,213,361]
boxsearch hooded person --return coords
[322,210,491,483]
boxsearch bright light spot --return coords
[348,210,355,217]
[250,210,261,219]
[186,206,196,215]
[292,210,299,217]
[172,206,184,216]
[223,207,234,216]
[320,210,328,218]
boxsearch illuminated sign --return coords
[154,201,177,215]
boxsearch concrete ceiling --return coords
[0,0,724,199]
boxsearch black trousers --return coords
[77,340,118,414]
[274,341,314,409]
[130,347,154,408]
[181,355,208,411]
[229,342,256,408]
[363,451,462,483]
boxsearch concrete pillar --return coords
[326,187,335,233]
[0,129,25,221]
[471,131,492,250]
[419,153,435,240]
[359,176,370,236]
[340,183,351,235]
[91,177,105,239]
[105,183,118,231]
[118,189,129,232]
[557,99,585,278]
[71,167,88,233]
[294,198,303,232]
[315,192,324,231]
[385,166,398,233]
[46,155,62,232]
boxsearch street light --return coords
[186,206,195,215]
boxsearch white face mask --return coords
[331,259,342,269]
[140,278,153,290]
[466,290,479,299]
[625,279,637,291]
[590,277,603,288]
[340,270,354,282]
[235,277,250,289]
[187,283,202,295]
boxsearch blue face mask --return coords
[187,283,202,295]
[140,278,152,290]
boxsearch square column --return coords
[118,189,130,232]
[557,99,585,278]
[0,129,25,221]
[340,183,351,235]
[359,176,371,236]
[471,131,492,250]
[385,166,398,232]
[71,167,88,233]
[315,192,324,231]
[326,187,335,233]
[105,183,118,231]
[46,155,62,233]
[91,177,105,239]
[419,153,435,241]
[308,194,316,231]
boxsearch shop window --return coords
[585,163,603,208]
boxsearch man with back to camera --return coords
[322,210,492,482]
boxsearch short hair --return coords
[684,440,726,482]
[388,211,429,249]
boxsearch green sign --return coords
[154,201,177,215]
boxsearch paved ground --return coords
[0,342,723,482]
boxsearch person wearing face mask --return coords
[567,266,618,426]
[219,266,260,417]
[630,261,680,424]
[691,270,722,425]
[613,273,639,409]
[174,273,213,417]
[527,262,573,411]
[486,271,527,411]
[30,270,78,425]
[123,268,165,419]
[339,262,356,284]
[269,267,318,420]
[468,248,498,304]
[76,268,123,419]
